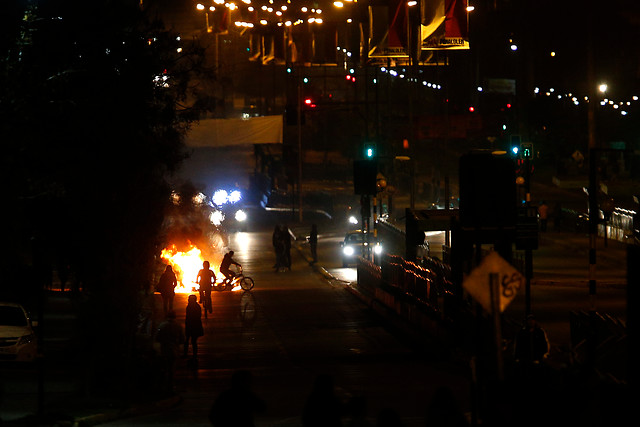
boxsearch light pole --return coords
[196,3,215,33]
[297,69,303,223]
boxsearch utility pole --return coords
[586,5,598,313]
[297,70,303,223]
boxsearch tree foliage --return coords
[0,0,212,393]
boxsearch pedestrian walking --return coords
[184,294,204,364]
[197,260,215,318]
[157,265,178,316]
[272,225,282,268]
[309,224,318,263]
[282,224,292,270]
[155,310,184,394]
[209,370,266,427]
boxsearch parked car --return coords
[0,302,38,362]
[340,230,382,267]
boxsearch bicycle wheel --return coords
[240,276,254,291]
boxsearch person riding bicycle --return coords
[196,261,215,316]
[220,250,241,286]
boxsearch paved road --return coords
[95,225,472,427]
[1,210,630,426]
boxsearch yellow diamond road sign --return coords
[462,251,524,313]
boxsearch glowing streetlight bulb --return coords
[598,83,608,93]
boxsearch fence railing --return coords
[357,253,457,321]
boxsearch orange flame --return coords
[160,241,242,293]
[161,243,207,294]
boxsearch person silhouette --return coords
[220,251,241,286]
[157,265,177,316]
[282,225,292,270]
[272,225,282,268]
[197,260,215,317]
[209,370,266,427]
[302,374,346,427]
[309,224,318,263]
[183,294,203,363]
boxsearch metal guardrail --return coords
[357,253,455,320]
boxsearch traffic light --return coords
[521,142,533,159]
[510,135,521,157]
[354,160,377,195]
[459,152,517,229]
[363,142,377,159]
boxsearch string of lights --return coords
[190,2,637,118]
[194,0,326,28]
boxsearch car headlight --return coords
[228,190,242,204]
[374,244,383,255]
[213,189,229,205]
[343,246,355,256]
[210,209,224,226]
[235,209,247,222]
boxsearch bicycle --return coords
[201,289,212,318]
[215,265,254,291]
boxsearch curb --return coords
[290,229,346,284]
[72,395,182,426]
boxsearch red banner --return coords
[369,0,410,58]
[421,0,469,50]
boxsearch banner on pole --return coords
[369,0,410,58]
[421,0,469,50]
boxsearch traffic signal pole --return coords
[297,71,303,222]
[524,156,532,316]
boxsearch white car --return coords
[0,302,38,362]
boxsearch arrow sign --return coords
[463,251,524,313]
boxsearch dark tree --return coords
[0,0,213,395]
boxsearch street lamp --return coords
[196,4,216,33]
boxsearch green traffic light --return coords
[366,148,374,157]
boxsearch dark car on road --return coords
[340,230,382,267]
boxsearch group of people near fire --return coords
[156,251,241,317]
[154,251,241,390]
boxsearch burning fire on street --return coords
[160,242,240,293]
